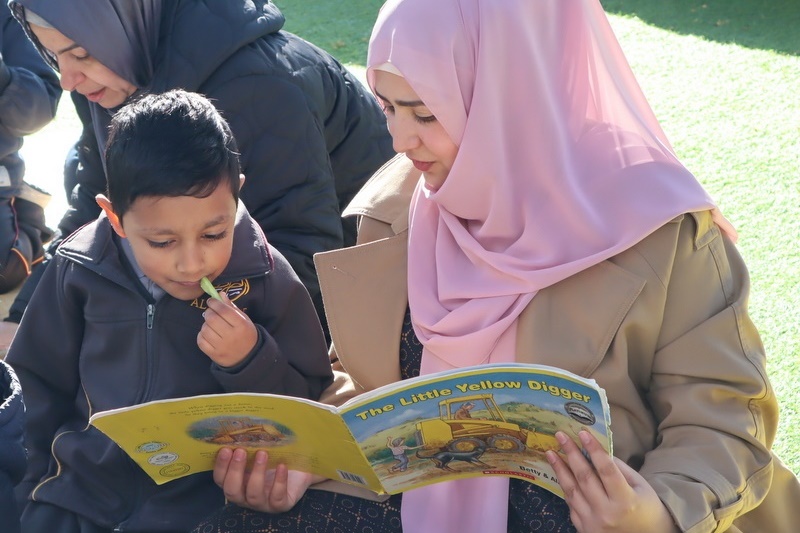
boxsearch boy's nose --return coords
[176,246,204,276]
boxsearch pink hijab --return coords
[367,0,715,530]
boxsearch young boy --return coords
[6,90,333,532]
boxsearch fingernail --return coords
[255,451,266,464]
[545,451,557,465]
[219,448,232,460]
[233,448,247,462]
[579,431,590,445]
[555,432,568,445]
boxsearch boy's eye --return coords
[203,231,227,241]
[147,240,173,249]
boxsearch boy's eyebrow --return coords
[140,215,231,235]
[374,90,425,108]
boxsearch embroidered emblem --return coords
[190,279,250,309]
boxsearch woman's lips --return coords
[411,160,433,172]
[85,88,105,103]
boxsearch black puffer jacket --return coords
[9,0,395,329]
[6,202,332,531]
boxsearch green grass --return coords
[276,0,800,474]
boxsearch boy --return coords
[6,90,333,532]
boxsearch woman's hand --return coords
[546,431,679,533]
[197,291,258,367]
[213,447,324,513]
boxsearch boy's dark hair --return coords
[104,89,241,219]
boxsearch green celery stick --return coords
[200,276,223,301]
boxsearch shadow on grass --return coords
[602,0,800,55]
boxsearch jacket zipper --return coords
[116,303,156,531]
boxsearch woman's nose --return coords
[57,58,83,91]
[388,117,420,154]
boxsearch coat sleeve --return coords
[0,360,25,533]
[211,243,333,401]
[5,257,85,508]
[641,213,777,532]
[0,3,60,138]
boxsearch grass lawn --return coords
[18,0,799,474]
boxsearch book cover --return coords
[90,363,611,497]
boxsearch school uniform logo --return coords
[191,279,249,309]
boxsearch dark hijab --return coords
[10,0,162,89]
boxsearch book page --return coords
[90,392,383,490]
[338,363,611,496]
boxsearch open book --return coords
[90,363,611,497]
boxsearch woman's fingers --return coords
[577,430,629,500]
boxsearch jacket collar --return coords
[343,154,420,237]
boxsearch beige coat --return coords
[315,155,799,532]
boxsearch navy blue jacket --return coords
[6,202,332,531]
[0,360,24,533]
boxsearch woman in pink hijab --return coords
[198,0,797,532]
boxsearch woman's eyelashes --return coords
[381,103,437,124]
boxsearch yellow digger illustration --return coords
[414,394,560,453]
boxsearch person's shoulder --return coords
[610,210,717,282]
[344,154,420,235]
[56,216,115,259]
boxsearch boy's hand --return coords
[213,447,323,513]
[197,291,258,367]
[546,430,679,533]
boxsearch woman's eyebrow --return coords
[374,90,425,108]
[56,42,81,55]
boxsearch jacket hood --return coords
[56,201,273,290]
[11,0,284,91]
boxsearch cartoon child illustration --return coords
[387,436,423,473]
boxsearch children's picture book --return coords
[89,363,612,498]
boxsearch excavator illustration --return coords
[414,394,560,454]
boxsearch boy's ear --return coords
[95,194,127,238]
[239,173,245,191]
